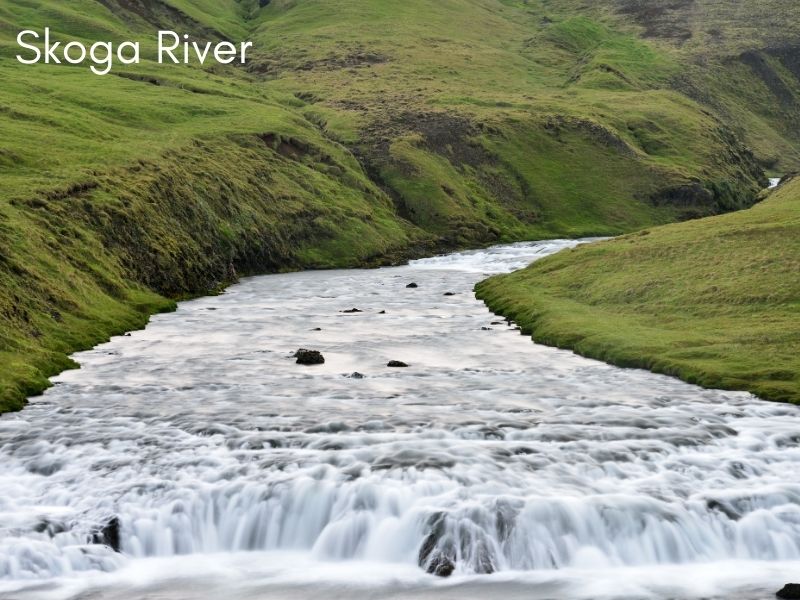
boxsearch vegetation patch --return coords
[476,177,800,403]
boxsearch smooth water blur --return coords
[1,239,799,600]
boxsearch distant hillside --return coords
[0,0,799,410]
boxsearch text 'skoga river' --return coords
[1,240,799,600]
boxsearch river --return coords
[1,240,799,600]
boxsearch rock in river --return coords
[92,516,121,552]
[295,349,325,365]
[406,282,419,288]
[778,584,800,599]
[418,532,455,578]
[387,360,409,368]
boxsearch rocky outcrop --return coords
[777,584,800,599]
[92,516,121,552]
[295,349,325,365]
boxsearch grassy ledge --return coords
[476,177,800,403]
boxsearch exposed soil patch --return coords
[356,111,529,220]
[297,50,388,72]
[544,115,637,157]
[647,173,761,219]
[259,133,339,167]
[616,0,695,41]
[649,182,714,209]
[360,111,488,166]
[115,72,162,86]
[247,45,388,77]
[95,0,227,40]
[768,46,800,83]
[739,50,796,108]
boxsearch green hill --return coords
[477,176,800,403]
[1,0,799,410]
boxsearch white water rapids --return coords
[1,240,799,600]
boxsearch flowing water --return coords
[1,240,799,600]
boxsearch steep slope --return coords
[477,177,800,403]
[0,0,798,411]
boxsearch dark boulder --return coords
[418,516,456,578]
[444,292,456,296]
[349,372,365,379]
[778,584,800,599]
[419,533,455,577]
[387,360,409,368]
[295,349,325,365]
[342,308,363,313]
[426,553,455,577]
[92,516,121,552]
[406,283,419,288]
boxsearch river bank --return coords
[476,177,800,404]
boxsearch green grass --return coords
[0,0,799,411]
[477,177,800,403]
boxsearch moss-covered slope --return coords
[1,0,799,410]
[477,177,800,403]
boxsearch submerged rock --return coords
[418,516,456,578]
[472,540,496,575]
[426,553,455,577]
[34,519,66,537]
[417,513,496,577]
[406,282,419,288]
[295,349,325,365]
[387,360,409,368]
[444,292,456,296]
[419,535,455,577]
[778,584,800,599]
[92,516,121,552]
[348,372,365,379]
[341,307,362,313]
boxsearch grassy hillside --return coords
[0,0,799,411]
[477,177,800,403]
